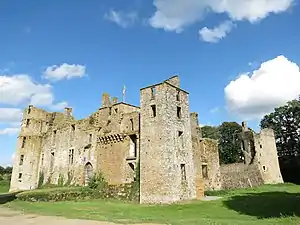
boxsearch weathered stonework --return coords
[9,75,283,202]
[10,75,200,204]
[203,121,283,191]
[140,76,196,204]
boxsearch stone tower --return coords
[10,105,48,192]
[255,128,283,184]
[139,76,196,204]
[240,121,283,184]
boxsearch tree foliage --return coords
[260,99,300,157]
[202,122,243,164]
[201,126,219,140]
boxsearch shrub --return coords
[16,187,100,202]
[88,172,108,190]
[0,175,3,181]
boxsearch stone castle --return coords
[10,76,283,204]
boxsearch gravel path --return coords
[0,207,161,225]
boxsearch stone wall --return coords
[220,163,264,190]
[140,76,196,204]
[199,138,222,191]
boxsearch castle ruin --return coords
[10,75,283,204]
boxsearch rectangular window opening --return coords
[129,135,137,158]
[19,155,24,165]
[21,137,26,148]
[50,152,55,172]
[178,131,184,148]
[151,87,156,99]
[176,90,180,101]
[114,108,118,114]
[177,107,182,119]
[151,105,156,117]
[109,107,112,115]
[18,173,22,181]
[69,149,74,165]
[202,164,208,179]
[89,134,93,143]
[26,119,30,127]
[180,164,186,181]
[130,118,134,131]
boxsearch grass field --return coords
[4,183,300,225]
[0,180,9,194]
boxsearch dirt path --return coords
[0,207,161,225]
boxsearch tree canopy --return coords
[202,122,243,164]
[260,99,300,157]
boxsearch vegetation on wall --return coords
[88,172,108,190]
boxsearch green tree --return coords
[201,125,220,140]
[4,166,12,174]
[218,122,243,164]
[260,99,300,157]
[0,166,4,175]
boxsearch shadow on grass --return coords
[223,192,300,218]
[0,192,21,204]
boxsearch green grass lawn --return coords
[0,180,9,194]
[4,183,300,225]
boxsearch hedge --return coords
[16,187,101,202]
[16,183,139,202]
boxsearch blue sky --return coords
[1,0,300,165]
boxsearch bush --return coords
[16,187,101,202]
[88,173,108,190]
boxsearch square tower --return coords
[139,76,196,204]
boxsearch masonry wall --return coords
[140,78,196,204]
[255,129,283,184]
[199,138,222,191]
[10,106,50,192]
[190,112,205,199]
[220,163,264,190]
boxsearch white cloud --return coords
[199,20,234,43]
[0,108,22,124]
[0,127,19,136]
[225,55,300,119]
[44,63,86,81]
[150,0,293,32]
[104,10,138,28]
[0,74,66,108]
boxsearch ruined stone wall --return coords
[10,106,51,192]
[140,79,196,204]
[255,129,283,184]
[39,102,140,187]
[190,112,205,199]
[199,138,222,191]
[220,163,264,190]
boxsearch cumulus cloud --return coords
[44,63,86,81]
[224,55,300,119]
[104,10,138,28]
[199,20,234,43]
[0,108,22,124]
[0,74,68,135]
[150,0,293,32]
[0,74,67,108]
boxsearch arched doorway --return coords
[84,162,93,186]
